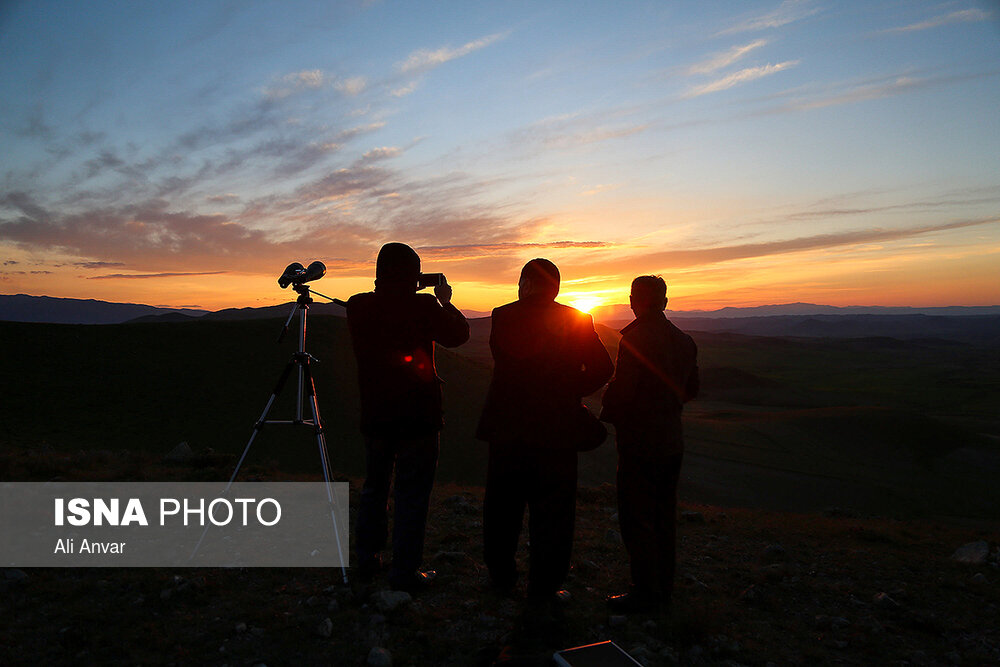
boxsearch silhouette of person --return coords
[346,242,470,592]
[477,258,613,602]
[600,275,699,613]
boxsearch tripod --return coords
[191,284,348,582]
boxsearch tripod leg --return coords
[228,358,298,488]
[190,358,297,561]
[304,364,349,584]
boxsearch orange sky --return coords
[2,2,999,313]
[5,228,998,314]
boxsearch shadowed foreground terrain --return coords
[1,449,998,666]
[1,315,997,519]
[2,315,999,663]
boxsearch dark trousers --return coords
[356,433,439,583]
[617,441,683,597]
[483,443,578,598]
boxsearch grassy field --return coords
[2,316,999,665]
[1,315,998,518]
[0,316,489,485]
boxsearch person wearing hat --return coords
[600,275,699,613]
[477,258,613,604]
[346,242,470,592]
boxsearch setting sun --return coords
[567,295,604,314]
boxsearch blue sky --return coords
[1,0,998,311]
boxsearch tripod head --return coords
[276,261,347,343]
[292,283,315,305]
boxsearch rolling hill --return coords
[8,292,1000,344]
[1,313,998,519]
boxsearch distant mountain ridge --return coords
[676,314,1000,344]
[594,301,1000,322]
[0,294,207,324]
[5,294,1000,343]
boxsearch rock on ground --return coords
[372,590,412,612]
[163,442,193,462]
[952,541,990,564]
[315,617,332,638]
[367,647,392,666]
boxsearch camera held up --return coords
[418,272,445,290]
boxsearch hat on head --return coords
[376,242,421,284]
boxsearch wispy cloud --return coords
[787,74,924,109]
[18,103,54,139]
[769,69,1000,112]
[418,240,611,256]
[0,145,553,279]
[783,190,1000,220]
[882,8,990,34]
[0,193,276,267]
[336,122,386,141]
[0,269,53,277]
[577,217,999,273]
[261,71,367,100]
[396,32,507,74]
[554,124,650,147]
[206,193,240,204]
[391,81,419,97]
[333,76,368,96]
[719,0,818,35]
[510,112,651,151]
[684,61,799,98]
[88,271,229,280]
[263,69,326,100]
[686,40,768,75]
[581,184,618,197]
[359,147,402,162]
[0,188,391,276]
[74,261,125,269]
[82,150,127,180]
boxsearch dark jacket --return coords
[347,290,469,437]
[599,312,699,446]
[476,297,614,448]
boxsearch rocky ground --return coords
[2,447,999,666]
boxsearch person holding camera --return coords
[600,275,699,613]
[477,258,613,604]
[346,242,470,592]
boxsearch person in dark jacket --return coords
[601,275,699,612]
[346,242,469,591]
[477,258,613,601]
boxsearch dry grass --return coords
[2,447,999,665]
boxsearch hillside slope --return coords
[1,318,998,518]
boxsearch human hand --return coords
[434,279,452,305]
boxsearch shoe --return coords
[606,589,660,613]
[389,569,436,593]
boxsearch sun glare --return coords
[567,295,603,314]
